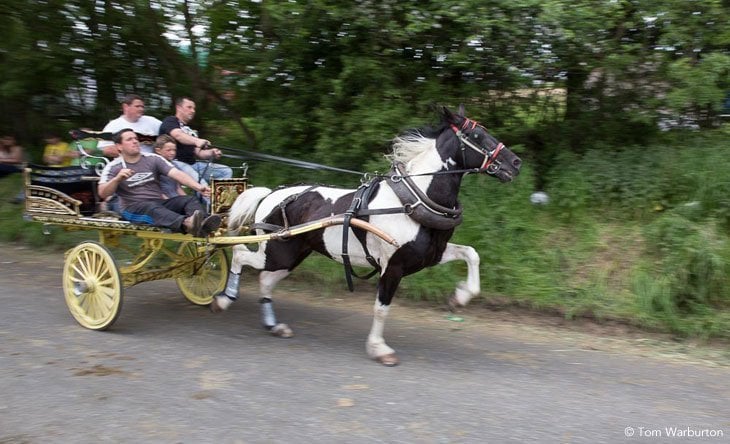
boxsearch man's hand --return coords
[116,168,135,181]
[198,184,212,198]
[199,145,222,160]
[208,148,222,160]
[99,167,134,199]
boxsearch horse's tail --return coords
[227,186,273,235]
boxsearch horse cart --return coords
[23,132,398,332]
[23,107,522,365]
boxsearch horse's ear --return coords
[438,105,457,123]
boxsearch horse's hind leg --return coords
[212,240,302,338]
[259,269,293,338]
[439,243,481,310]
[211,243,266,312]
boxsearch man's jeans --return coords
[173,160,233,208]
[173,160,200,184]
[192,161,233,183]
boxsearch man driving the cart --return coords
[98,128,221,237]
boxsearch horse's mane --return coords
[386,122,446,164]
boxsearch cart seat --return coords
[24,164,100,217]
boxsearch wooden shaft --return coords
[209,215,400,247]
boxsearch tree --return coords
[1,0,727,170]
[656,0,730,127]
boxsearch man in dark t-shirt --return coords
[159,97,232,184]
[98,129,221,237]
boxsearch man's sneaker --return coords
[183,210,202,236]
[198,214,222,237]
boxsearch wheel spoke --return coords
[92,252,104,276]
[84,294,94,317]
[97,275,115,287]
[72,263,86,279]
[78,252,91,276]
[98,287,116,311]
[77,292,89,310]
[85,294,97,318]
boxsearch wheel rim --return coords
[63,242,122,330]
[176,243,229,305]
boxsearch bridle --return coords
[450,118,505,175]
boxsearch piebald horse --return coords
[212,106,522,366]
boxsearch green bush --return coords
[642,212,730,312]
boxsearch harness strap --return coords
[277,185,319,229]
[392,162,463,218]
[357,206,411,216]
[341,180,381,292]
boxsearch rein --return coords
[213,145,366,176]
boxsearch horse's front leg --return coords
[366,264,402,366]
[439,243,481,310]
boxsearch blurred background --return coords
[1,0,729,339]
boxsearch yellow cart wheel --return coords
[176,243,229,306]
[63,241,123,330]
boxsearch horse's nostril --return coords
[514,158,522,169]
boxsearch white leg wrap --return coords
[260,298,276,328]
[366,301,395,358]
[222,271,241,299]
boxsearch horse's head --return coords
[439,105,522,182]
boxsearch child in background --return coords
[0,135,25,178]
[154,135,187,199]
[43,134,77,167]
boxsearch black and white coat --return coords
[212,106,522,366]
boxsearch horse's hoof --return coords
[375,353,399,367]
[447,295,462,312]
[210,295,233,313]
[270,323,293,338]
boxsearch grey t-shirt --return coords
[159,174,181,199]
[99,153,174,210]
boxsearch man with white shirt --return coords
[100,94,162,156]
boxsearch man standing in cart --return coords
[159,96,232,184]
[98,128,221,237]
